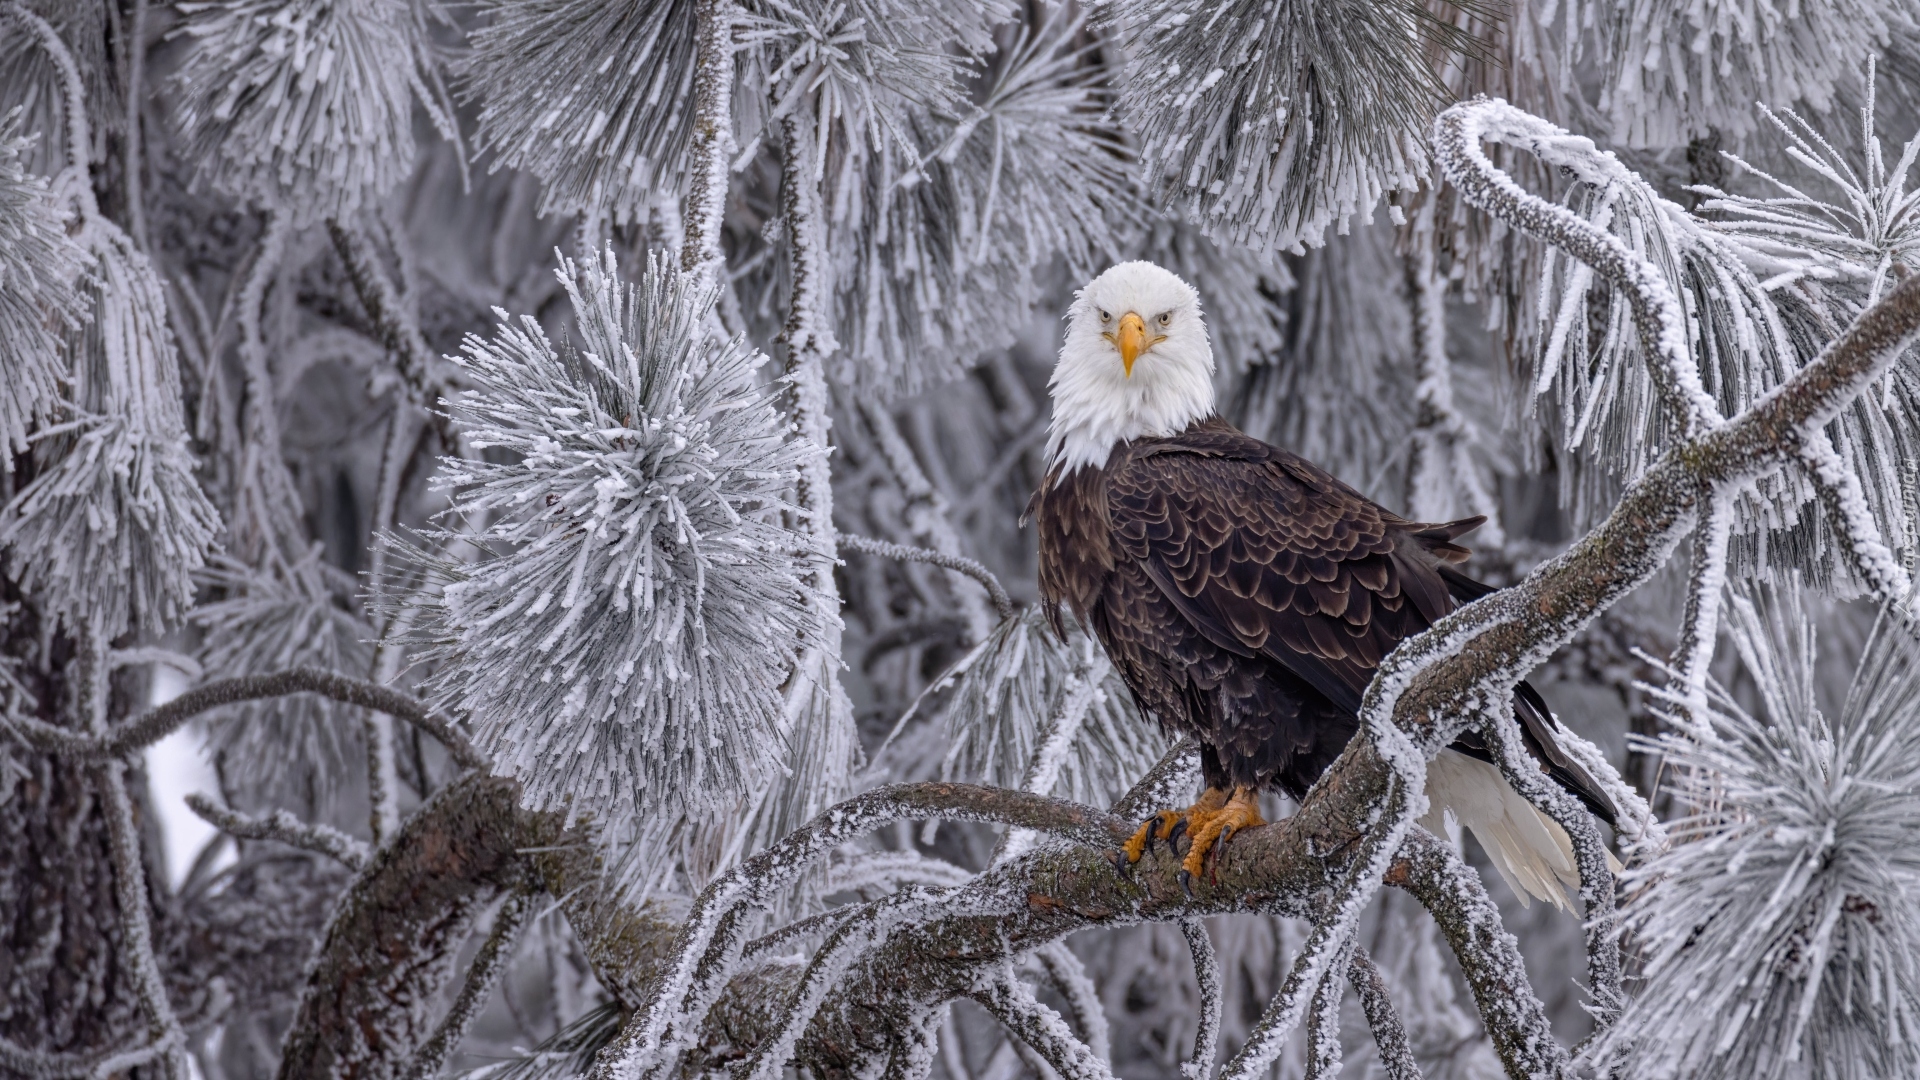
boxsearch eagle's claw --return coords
[1178,869,1196,901]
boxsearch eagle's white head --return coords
[1046,261,1215,473]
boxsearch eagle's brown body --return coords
[1033,415,1616,818]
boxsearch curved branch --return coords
[1388,829,1566,1079]
[840,532,1015,621]
[1304,936,1352,1080]
[1474,705,1621,1024]
[185,794,371,871]
[2,668,487,769]
[1433,98,1724,437]
[0,2,92,204]
[1670,484,1733,727]
[1347,948,1420,1080]
[1178,919,1221,1080]
[973,973,1116,1080]
[1036,942,1110,1066]
[1797,431,1916,604]
[590,783,1128,1080]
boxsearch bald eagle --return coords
[1030,261,1620,909]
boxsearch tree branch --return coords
[1304,935,1352,1080]
[99,761,188,1080]
[839,533,1015,621]
[1036,942,1110,1066]
[682,0,738,286]
[184,793,371,871]
[973,973,1116,1080]
[1178,919,1221,1080]
[2,668,487,769]
[402,887,539,1080]
[1347,948,1420,1080]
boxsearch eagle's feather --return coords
[1032,415,1619,907]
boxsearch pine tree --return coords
[1,2,1919,1079]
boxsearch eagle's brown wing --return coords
[1104,421,1465,717]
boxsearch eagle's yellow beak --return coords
[1109,311,1150,377]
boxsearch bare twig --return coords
[403,888,539,1080]
[1347,948,1420,1080]
[840,533,1016,621]
[327,220,445,405]
[184,793,372,871]
[123,0,150,251]
[1178,919,1221,1080]
[2,668,487,769]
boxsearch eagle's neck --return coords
[1045,366,1215,474]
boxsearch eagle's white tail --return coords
[1419,748,1620,912]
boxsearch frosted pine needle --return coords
[411,247,826,835]
[1603,0,1898,150]
[935,606,1168,809]
[0,106,86,465]
[1605,590,1920,1079]
[170,0,437,223]
[0,220,219,636]
[1109,0,1488,254]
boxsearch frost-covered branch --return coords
[973,971,1116,1080]
[1304,936,1352,1080]
[402,888,538,1080]
[839,533,1015,620]
[1796,431,1916,604]
[183,793,372,871]
[1671,485,1733,725]
[0,668,485,768]
[327,220,447,407]
[1178,919,1221,1080]
[99,761,188,1080]
[683,0,739,285]
[1036,942,1110,1066]
[1347,948,1419,1080]
[1433,98,1726,437]
[1473,704,1622,1025]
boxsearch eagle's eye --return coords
[1098,309,1112,323]
[1157,311,1172,327]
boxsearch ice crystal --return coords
[1606,587,1920,1079]
[170,0,443,224]
[408,247,825,835]
[1603,0,1901,149]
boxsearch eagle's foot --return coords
[1179,787,1266,882]
[1119,788,1230,866]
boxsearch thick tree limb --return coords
[2,668,486,769]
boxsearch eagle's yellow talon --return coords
[1121,788,1233,865]
[1179,787,1266,881]
[1121,809,1183,863]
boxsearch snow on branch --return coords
[0,667,485,768]
[402,889,539,1080]
[840,532,1014,620]
[1346,948,1420,1080]
[1177,919,1221,1080]
[184,793,372,871]
[1303,935,1351,1080]
[590,781,1129,1080]
[1433,97,1725,438]
[99,761,189,1079]
[973,968,1117,1080]
[1108,0,1487,253]
[406,248,825,866]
